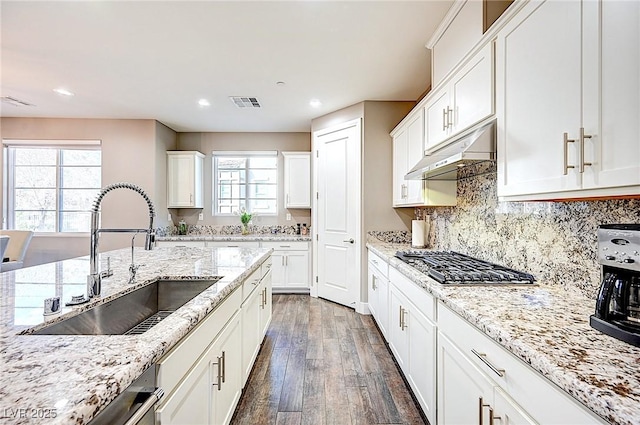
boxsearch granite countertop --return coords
[157,234,312,242]
[0,246,271,425]
[367,241,640,425]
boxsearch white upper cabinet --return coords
[167,151,204,208]
[392,108,457,207]
[425,42,494,152]
[496,0,640,200]
[428,0,484,88]
[283,152,311,209]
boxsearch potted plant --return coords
[238,207,253,235]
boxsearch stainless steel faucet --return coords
[87,182,156,299]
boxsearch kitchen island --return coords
[0,245,271,424]
[368,240,640,425]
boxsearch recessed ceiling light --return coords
[309,99,322,108]
[53,88,74,96]
[198,99,210,107]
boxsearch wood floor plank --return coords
[306,300,324,359]
[320,298,338,339]
[275,411,302,425]
[346,386,377,425]
[340,332,367,387]
[278,345,307,411]
[302,359,326,425]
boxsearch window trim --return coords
[3,140,102,234]
[212,150,278,217]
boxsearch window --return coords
[213,151,277,215]
[4,141,101,232]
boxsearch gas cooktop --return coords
[395,250,536,285]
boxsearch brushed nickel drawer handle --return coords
[580,127,593,173]
[563,132,576,175]
[471,349,505,377]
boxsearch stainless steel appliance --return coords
[395,250,535,284]
[590,224,640,347]
[88,366,163,425]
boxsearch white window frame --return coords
[3,139,102,234]
[212,150,278,216]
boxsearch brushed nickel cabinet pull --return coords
[447,107,454,128]
[471,349,505,377]
[399,305,403,329]
[212,356,223,391]
[221,350,226,383]
[580,127,593,173]
[479,397,484,425]
[563,132,576,175]
[443,108,447,131]
[372,275,377,291]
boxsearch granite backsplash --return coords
[415,162,640,299]
[157,224,308,237]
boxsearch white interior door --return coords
[313,119,361,308]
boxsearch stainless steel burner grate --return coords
[124,311,175,335]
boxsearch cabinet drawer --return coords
[389,266,435,321]
[368,250,388,277]
[261,241,309,251]
[157,288,241,397]
[438,303,604,424]
[242,268,262,301]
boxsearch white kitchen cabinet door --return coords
[496,0,583,198]
[241,279,262,384]
[167,151,205,208]
[392,127,410,206]
[406,302,437,425]
[452,42,494,135]
[263,242,310,291]
[156,347,212,425]
[283,152,311,208]
[283,250,309,288]
[424,86,452,152]
[388,284,409,372]
[437,332,494,425]
[211,311,242,425]
[425,43,494,154]
[582,1,640,190]
[405,109,426,204]
[259,270,272,337]
[367,261,389,339]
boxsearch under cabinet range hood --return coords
[405,119,496,181]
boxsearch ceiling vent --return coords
[1,96,35,107]
[229,96,261,109]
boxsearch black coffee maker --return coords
[590,224,640,347]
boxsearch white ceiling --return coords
[0,1,453,132]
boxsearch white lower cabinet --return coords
[262,241,310,291]
[156,257,272,425]
[438,302,605,425]
[388,269,437,425]
[241,263,272,384]
[157,310,241,425]
[367,251,389,339]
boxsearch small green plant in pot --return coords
[238,207,253,235]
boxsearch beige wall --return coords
[311,100,415,305]
[175,132,311,227]
[0,118,176,266]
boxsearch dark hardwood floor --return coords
[231,294,427,425]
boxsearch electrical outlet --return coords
[167,213,172,222]
[198,213,204,221]
[286,213,291,221]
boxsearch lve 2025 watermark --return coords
[1,407,57,419]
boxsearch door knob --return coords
[343,238,355,244]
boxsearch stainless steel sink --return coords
[31,278,222,335]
